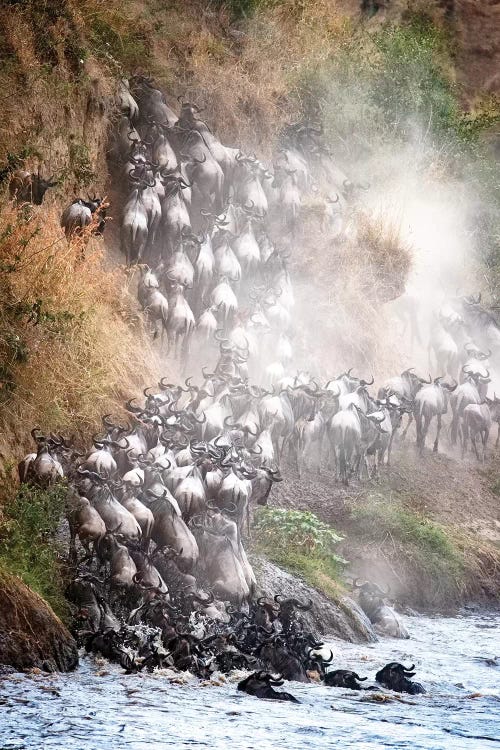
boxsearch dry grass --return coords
[73,0,353,152]
[288,204,413,376]
[0,203,166,460]
[344,211,412,303]
[0,2,113,179]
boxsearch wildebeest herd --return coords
[11,74,500,699]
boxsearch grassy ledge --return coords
[347,492,499,608]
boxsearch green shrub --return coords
[253,507,347,595]
[254,507,343,556]
[0,481,69,618]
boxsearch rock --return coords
[254,557,377,643]
[0,569,78,673]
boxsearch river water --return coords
[0,612,498,750]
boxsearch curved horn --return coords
[360,375,374,386]
[126,398,144,414]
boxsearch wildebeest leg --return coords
[420,415,431,453]
[496,423,500,448]
[433,414,442,453]
[339,445,348,485]
[387,431,396,465]
[415,415,422,451]
[450,410,459,446]
[401,413,413,440]
[482,429,489,462]
[175,333,182,360]
[461,420,468,459]
[279,434,290,461]
[471,432,480,461]
[354,449,364,480]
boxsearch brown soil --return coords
[450,0,500,100]
[0,569,78,672]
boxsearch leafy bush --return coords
[0,481,69,617]
[254,507,344,556]
[253,508,347,596]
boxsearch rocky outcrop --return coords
[0,570,78,673]
[254,557,377,643]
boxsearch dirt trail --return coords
[274,444,500,536]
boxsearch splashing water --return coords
[1,613,498,749]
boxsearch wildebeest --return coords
[375,662,426,694]
[9,168,58,205]
[413,376,457,453]
[352,580,409,639]
[61,197,106,237]
[237,672,299,703]
[324,669,368,690]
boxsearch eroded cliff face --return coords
[370,0,500,99]
[447,0,500,99]
[0,570,78,673]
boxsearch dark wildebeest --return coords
[237,672,299,703]
[352,580,409,639]
[375,662,426,694]
[324,669,369,690]
[9,169,58,205]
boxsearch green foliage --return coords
[371,16,459,138]
[0,481,69,617]
[253,508,347,595]
[254,507,343,554]
[11,299,79,333]
[88,13,150,72]
[306,14,499,153]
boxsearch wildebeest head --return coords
[400,367,431,392]
[324,669,368,690]
[375,662,425,694]
[9,169,59,205]
[237,671,300,703]
[352,579,389,619]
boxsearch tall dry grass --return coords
[73,0,352,152]
[287,200,413,376]
[0,203,166,460]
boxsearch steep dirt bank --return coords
[0,569,78,672]
[347,0,500,100]
[272,443,500,613]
